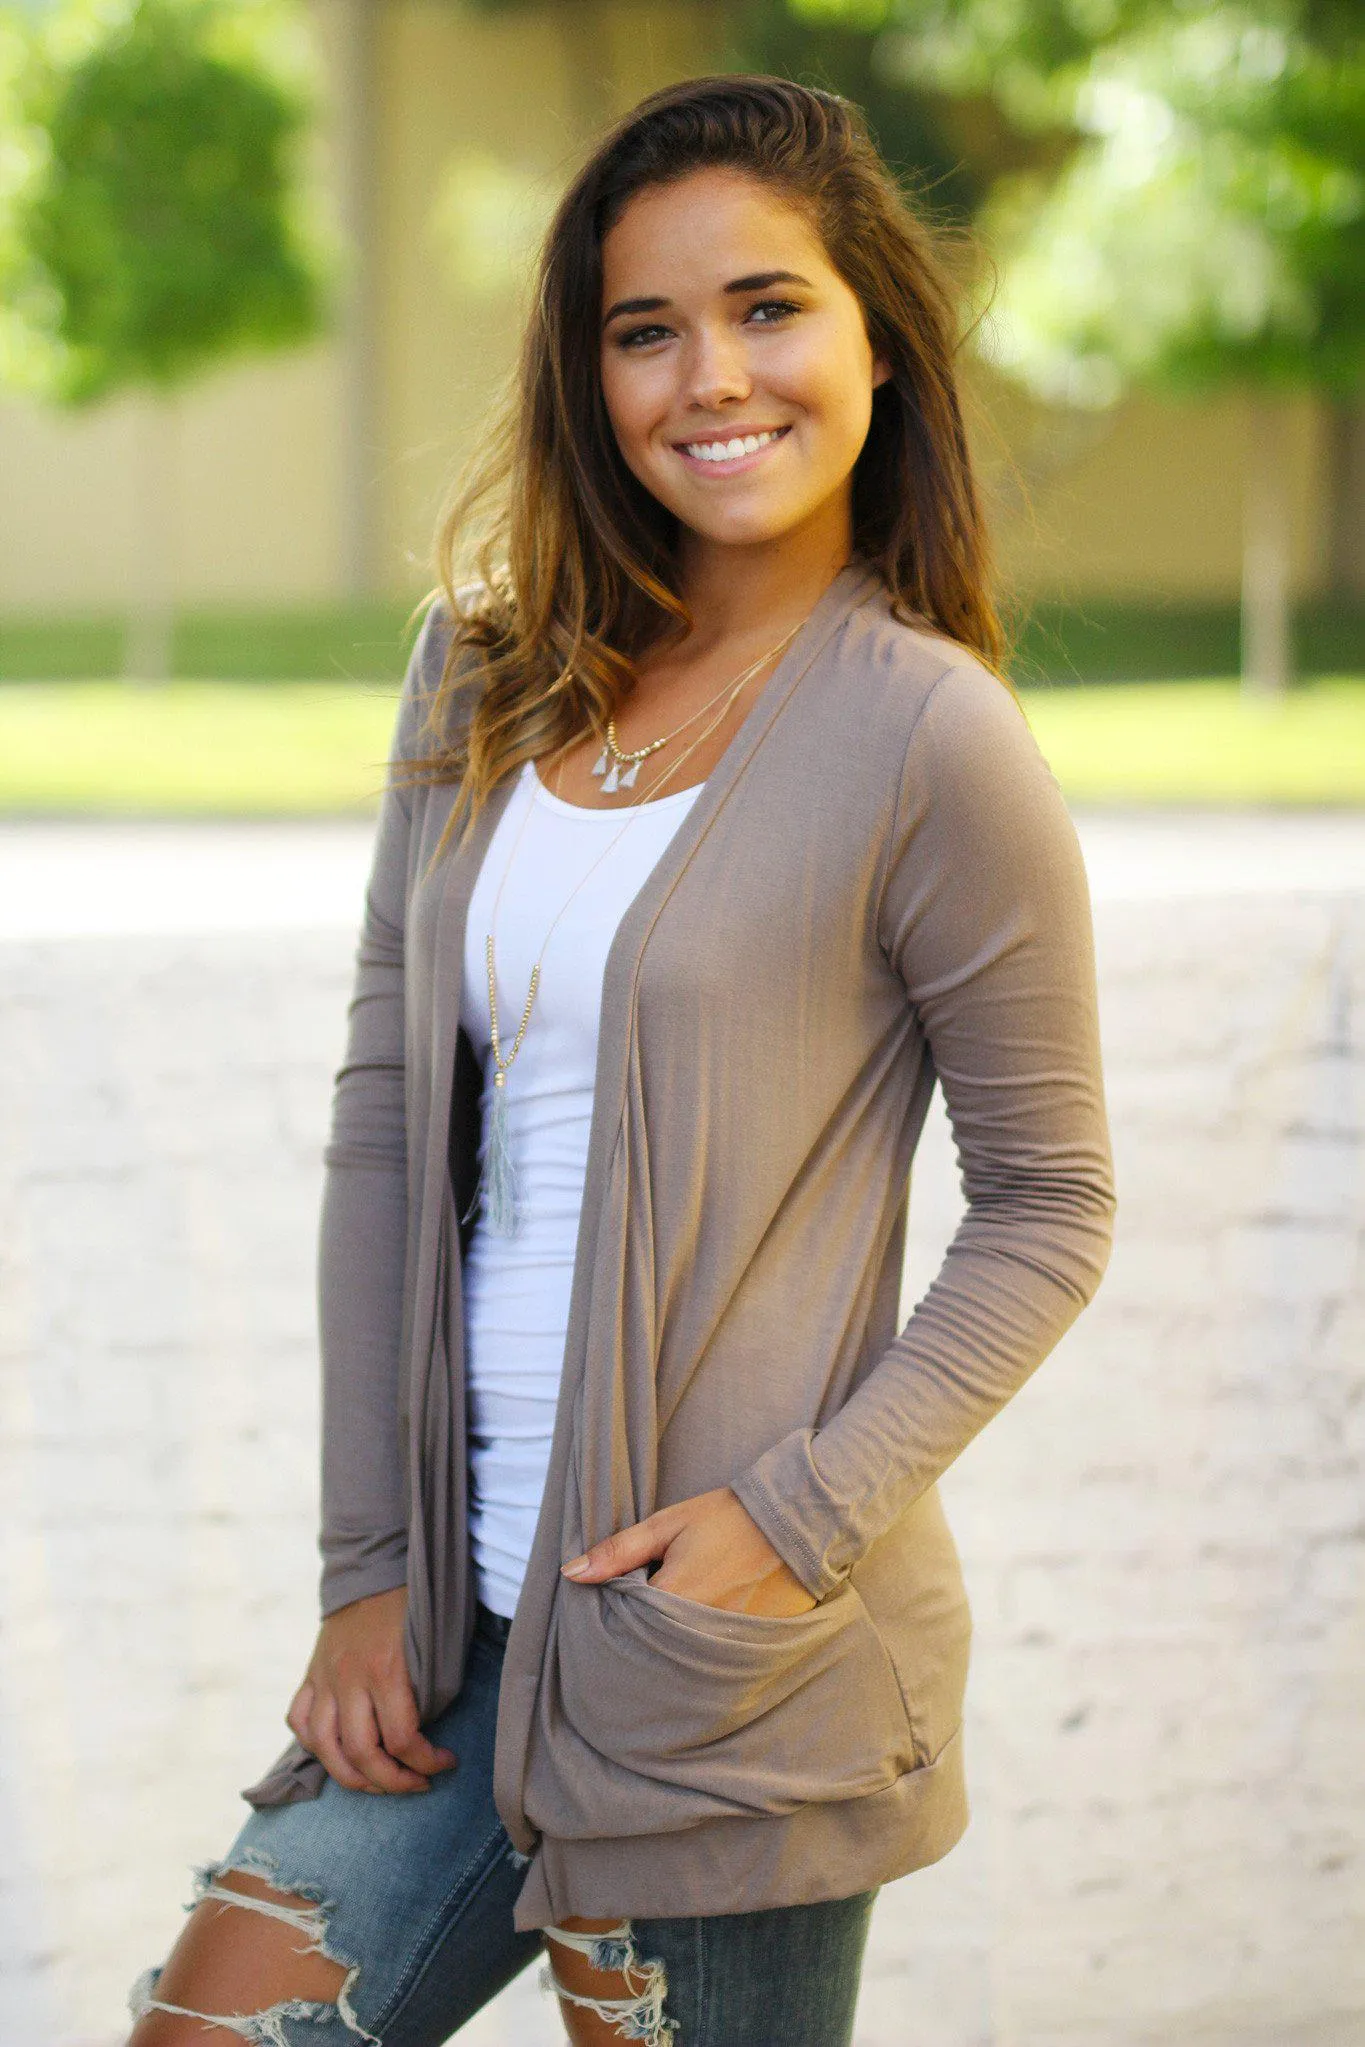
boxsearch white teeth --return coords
[680,428,784,462]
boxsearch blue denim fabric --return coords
[130,1605,879,2046]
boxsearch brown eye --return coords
[617,322,669,349]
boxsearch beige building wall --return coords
[0,348,345,610]
[0,0,1337,615]
[977,373,1327,602]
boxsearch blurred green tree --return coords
[791,0,1365,691]
[2,0,330,678]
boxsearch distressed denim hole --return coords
[126,1853,378,2046]
[540,1918,680,2045]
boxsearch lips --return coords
[672,425,792,473]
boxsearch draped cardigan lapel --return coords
[493,557,889,1853]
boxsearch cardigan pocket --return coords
[550,1565,920,1830]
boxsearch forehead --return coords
[599,169,826,285]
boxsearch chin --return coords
[696,509,814,547]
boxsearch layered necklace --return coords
[588,653,780,793]
[467,614,809,1235]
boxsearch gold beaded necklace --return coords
[467,618,807,1234]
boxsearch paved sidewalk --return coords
[2,805,1364,940]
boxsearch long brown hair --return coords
[399,72,1010,850]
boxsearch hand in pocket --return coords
[560,1485,818,1617]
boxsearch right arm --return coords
[287,599,460,1793]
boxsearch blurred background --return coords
[0,0,1361,2041]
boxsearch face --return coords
[598,167,892,561]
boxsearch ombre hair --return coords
[398,72,1011,849]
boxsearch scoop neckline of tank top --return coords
[526,759,706,817]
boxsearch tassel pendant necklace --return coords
[464,615,808,1236]
[591,734,657,794]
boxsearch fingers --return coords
[285,1678,316,1746]
[561,1508,680,1583]
[375,1682,459,1780]
[289,1678,446,1794]
[297,1688,377,1793]
[336,1687,435,1794]
[562,1489,822,1617]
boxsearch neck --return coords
[669,519,858,661]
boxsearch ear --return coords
[872,351,893,390]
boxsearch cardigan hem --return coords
[508,1722,968,1931]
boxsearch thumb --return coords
[561,1513,675,1583]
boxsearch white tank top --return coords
[459,758,704,1616]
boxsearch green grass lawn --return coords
[1020,677,1365,805]
[0,675,1361,814]
[0,680,404,814]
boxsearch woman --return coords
[128,73,1116,2047]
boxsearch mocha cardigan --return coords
[241,554,1118,1931]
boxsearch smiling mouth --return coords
[673,425,791,470]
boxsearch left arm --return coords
[729,659,1118,1599]
[566,659,1118,1609]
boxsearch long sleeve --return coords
[730,657,1119,1601]
[316,600,449,1618]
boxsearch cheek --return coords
[602,371,670,466]
[600,348,639,415]
[806,345,876,447]
[775,325,868,422]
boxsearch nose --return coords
[680,321,753,412]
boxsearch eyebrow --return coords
[601,270,815,329]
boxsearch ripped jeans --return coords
[129,1602,879,2046]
